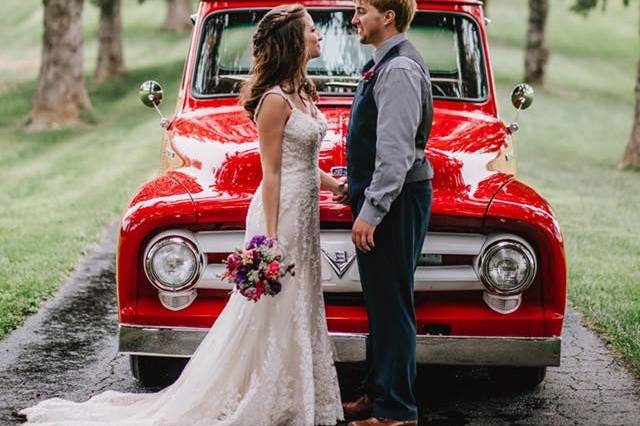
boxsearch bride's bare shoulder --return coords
[255,87,293,125]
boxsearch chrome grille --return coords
[194,230,488,292]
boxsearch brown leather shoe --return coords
[347,417,418,426]
[10,409,27,422]
[342,394,373,421]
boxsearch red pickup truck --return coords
[118,0,567,390]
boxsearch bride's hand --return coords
[270,238,284,259]
[332,177,349,204]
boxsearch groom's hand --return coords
[352,217,376,252]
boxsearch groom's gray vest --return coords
[346,39,434,205]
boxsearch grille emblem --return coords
[321,249,356,278]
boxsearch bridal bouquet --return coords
[220,235,295,302]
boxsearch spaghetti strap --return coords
[254,86,293,122]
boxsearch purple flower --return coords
[247,234,272,249]
[235,269,247,283]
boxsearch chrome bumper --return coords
[119,325,561,367]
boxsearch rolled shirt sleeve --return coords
[358,57,424,226]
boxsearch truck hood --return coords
[166,104,515,225]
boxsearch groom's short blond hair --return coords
[366,0,417,32]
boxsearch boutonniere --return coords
[362,66,377,81]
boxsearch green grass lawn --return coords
[0,0,639,380]
[0,0,191,336]
[488,0,640,376]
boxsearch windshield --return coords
[193,9,488,101]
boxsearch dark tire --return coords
[129,355,189,388]
[488,366,547,390]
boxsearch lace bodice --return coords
[254,86,327,192]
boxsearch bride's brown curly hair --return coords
[240,4,318,121]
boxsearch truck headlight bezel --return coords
[144,235,204,292]
[479,240,537,296]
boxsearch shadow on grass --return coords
[89,59,184,107]
[0,59,185,134]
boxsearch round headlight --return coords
[144,236,203,291]
[479,240,536,295]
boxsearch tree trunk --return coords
[483,0,490,15]
[29,0,92,129]
[94,0,125,84]
[524,0,549,86]
[620,59,640,169]
[163,0,192,33]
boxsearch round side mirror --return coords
[139,80,164,108]
[511,83,534,110]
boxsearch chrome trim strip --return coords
[195,230,487,255]
[119,326,561,366]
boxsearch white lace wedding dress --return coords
[19,86,344,426]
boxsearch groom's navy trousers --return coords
[346,38,434,421]
[352,181,431,420]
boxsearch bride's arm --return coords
[319,169,340,193]
[256,94,290,240]
[319,169,348,204]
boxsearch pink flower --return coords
[265,260,281,279]
[226,253,240,270]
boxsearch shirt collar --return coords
[373,33,407,65]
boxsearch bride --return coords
[18,4,348,425]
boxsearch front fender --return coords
[484,179,567,337]
[116,174,197,323]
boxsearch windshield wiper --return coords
[324,81,359,88]
[218,74,249,81]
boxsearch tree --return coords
[483,0,490,15]
[94,0,126,83]
[29,0,93,129]
[572,0,639,169]
[524,0,550,86]
[622,62,640,168]
[163,0,192,32]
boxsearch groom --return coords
[341,0,433,425]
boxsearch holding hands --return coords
[320,169,349,205]
[319,171,376,253]
[332,176,349,204]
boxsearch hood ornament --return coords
[321,249,356,278]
